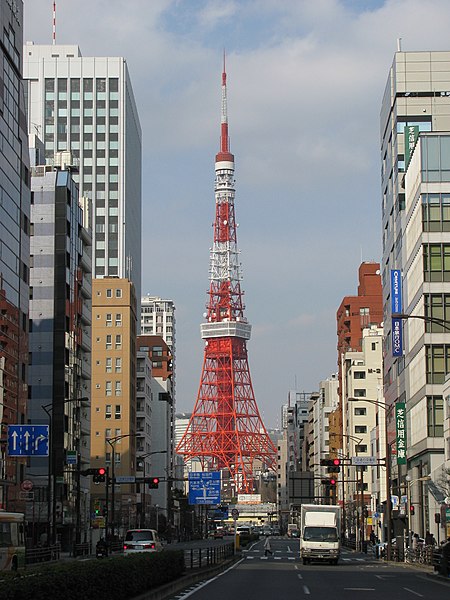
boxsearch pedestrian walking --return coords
[264,535,272,556]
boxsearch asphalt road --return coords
[166,537,450,600]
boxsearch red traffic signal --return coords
[332,458,341,466]
[93,468,107,483]
[148,477,160,489]
[329,478,337,486]
[409,505,415,515]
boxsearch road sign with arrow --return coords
[7,425,49,456]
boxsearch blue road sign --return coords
[188,472,221,505]
[7,425,49,457]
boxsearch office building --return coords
[90,278,137,534]
[23,44,142,300]
[140,296,175,351]
[28,160,92,547]
[380,51,450,540]
[0,0,30,513]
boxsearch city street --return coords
[167,538,450,600]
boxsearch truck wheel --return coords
[302,558,308,565]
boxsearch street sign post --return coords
[7,425,49,456]
[188,472,221,505]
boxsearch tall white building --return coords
[141,296,176,351]
[23,44,142,299]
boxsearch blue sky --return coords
[24,0,450,427]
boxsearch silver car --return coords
[123,529,163,554]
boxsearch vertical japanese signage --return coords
[391,269,403,357]
[404,125,419,169]
[395,402,407,465]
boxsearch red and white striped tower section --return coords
[176,60,276,494]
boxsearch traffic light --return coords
[329,478,337,486]
[409,505,415,516]
[148,477,160,489]
[93,467,107,483]
[320,458,341,473]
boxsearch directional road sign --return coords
[188,472,221,505]
[7,425,49,457]
[351,456,377,466]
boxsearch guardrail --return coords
[25,543,61,565]
[184,542,235,570]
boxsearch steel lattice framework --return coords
[176,61,276,493]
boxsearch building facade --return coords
[0,0,30,513]
[28,164,92,547]
[381,51,450,540]
[90,278,137,534]
[23,44,142,300]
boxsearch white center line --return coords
[303,585,310,595]
[344,588,375,591]
[403,588,423,597]
[297,574,303,580]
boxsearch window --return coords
[427,396,444,436]
[115,358,122,373]
[105,358,112,373]
[115,313,122,327]
[115,405,121,419]
[105,428,111,439]
[423,243,450,282]
[354,389,366,397]
[105,405,112,419]
[152,346,163,357]
[426,345,450,383]
[106,334,112,350]
[106,288,112,298]
[115,335,122,349]
[106,313,112,326]
[115,452,121,464]
[355,425,367,434]
[424,294,450,332]
[354,371,366,379]
[115,288,122,298]
[115,381,122,396]
[105,381,112,396]
[354,407,367,416]
[355,444,367,453]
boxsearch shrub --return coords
[0,550,184,600]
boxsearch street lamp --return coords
[348,396,394,560]
[106,433,138,539]
[136,450,167,527]
[406,475,431,550]
[42,396,89,545]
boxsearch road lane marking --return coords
[297,574,303,580]
[344,588,375,591]
[403,588,423,597]
[294,565,299,570]
[303,585,310,595]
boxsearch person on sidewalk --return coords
[264,535,273,557]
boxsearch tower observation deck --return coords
[176,60,276,494]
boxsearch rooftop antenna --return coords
[52,1,56,45]
[397,37,402,52]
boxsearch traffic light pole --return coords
[105,466,110,550]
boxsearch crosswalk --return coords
[242,547,376,563]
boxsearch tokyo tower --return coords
[176,59,276,494]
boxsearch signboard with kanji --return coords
[188,472,221,505]
[395,402,407,465]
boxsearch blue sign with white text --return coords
[391,269,403,357]
[391,269,402,314]
[392,317,403,357]
[7,425,49,456]
[188,472,221,505]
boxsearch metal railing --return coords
[184,543,234,570]
[25,543,61,565]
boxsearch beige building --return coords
[90,278,137,532]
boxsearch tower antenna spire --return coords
[217,51,233,162]
[52,1,56,45]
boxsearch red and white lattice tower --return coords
[176,59,276,493]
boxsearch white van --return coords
[123,529,163,554]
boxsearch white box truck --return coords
[300,504,341,565]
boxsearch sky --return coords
[23,0,450,429]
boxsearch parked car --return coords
[123,529,163,554]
